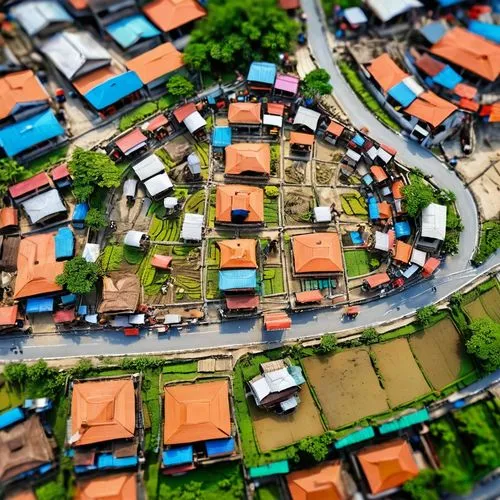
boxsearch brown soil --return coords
[285,160,307,184]
[464,298,488,320]
[315,163,335,185]
[466,287,500,322]
[303,349,389,429]
[283,188,315,225]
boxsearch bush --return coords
[472,221,500,266]
[369,257,380,270]
[317,334,337,354]
[416,305,438,327]
[360,328,378,345]
[297,433,335,464]
[4,362,28,388]
[403,469,440,500]
[466,318,500,373]
[85,208,107,230]
[265,186,280,198]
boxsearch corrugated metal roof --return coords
[212,126,232,148]
[0,407,24,430]
[54,227,74,260]
[379,409,429,434]
[249,460,289,478]
[26,297,54,313]
[162,445,193,467]
[11,0,73,36]
[469,20,500,44]
[247,61,277,85]
[432,65,462,90]
[421,203,447,240]
[388,81,417,107]
[106,14,160,49]
[22,189,66,225]
[219,269,257,291]
[334,426,375,449]
[293,106,321,132]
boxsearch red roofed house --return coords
[51,163,72,188]
[112,128,148,161]
[0,207,19,233]
[228,103,262,131]
[8,172,52,202]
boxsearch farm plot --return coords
[283,188,314,225]
[249,382,324,452]
[409,318,475,390]
[303,349,389,429]
[344,249,371,277]
[371,339,431,407]
[264,194,279,227]
[341,193,368,217]
[262,267,285,295]
[465,287,500,322]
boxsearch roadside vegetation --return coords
[472,220,500,266]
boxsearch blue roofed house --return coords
[212,127,232,150]
[468,21,500,44]
[219,269,258,292]
[54,227,75,261]
[72,202,89,229]
[247,61,277,93]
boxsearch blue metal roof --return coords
[388,81,417,107]
[368,197,379,220]
[0,407,24,430]
[249,460,289,478]
[205,438,235,457]
[352,133,365,146]
[394,221,411,238]
[84,71,143,111]
[419,21,447,44]
[0,110,64,157]
[96,453,138,470]
[26,297,54,314]
[379,409,429,434]
[363,174,373,185]
[72,203,89,222]
[78,304,88,315]
[334,426,375,449]
[288,365,305,385]
[432,65,462,90]
[350,231,363,245]
[162,445,193,467]
[437,0,464,5]
[54,227,74,260]
[61,293,77,305]
[247,62,277,85]
[212,126,232,148]
[106,14,160,49]
[219,269,257,291]
[469,21,500,44]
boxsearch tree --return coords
[68,148,122,201]
[4,362,28,388]
[184,0,298,75]
[436,188,456,205]
[416,305,438,326]
[318,334,337,354]
[166,75,195,100]
[302,69,333,100]
[401,176,435,217]
[0,158,25,196]
[85,208,108,230]
[56,256,102,295]
[438,466,471,495]
[297,435,332,463]
[36,481,66,500]
[466,318,500,373]
[403,469,439,500]
[360,327,378,345]
[27,360,50,383]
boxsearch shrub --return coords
[85,208,107,230]
[317,334,337,354]
[56,257,102,294]
[472,221,500,266]
[360,328,378,345]
[118,102,158,132]
[265,185,280,198]
[416,305,438,327]
[466,318,500,373]
[403,469,440,500]
[369,257,380,270]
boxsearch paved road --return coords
[0,1,498,361]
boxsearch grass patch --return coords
[100,244,123,272]
[340,192,367,216]
[22,145,69,177]
[206,268,221,300]
[263,267,285,295]
[344,249,370,277]
[256,484,282,500]
[472,221,500,266]
[156,94,178,111]
[264,195,279,227]
[270,144,280,176]
[142,370,160,454]
[123,245,144,265]
[118,102,158,132]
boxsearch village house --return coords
[75,472,140,500]
[172,102,207,139]
[97,274,141,316]
[215,184,264,225]
[290,132,315,156]
[416,203,447,253]
[224,143,271,178]
[132,153,173,200]
[228,102,262,134]
[247,61,277,94]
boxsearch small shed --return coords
[54,227,74,261]
[114,128,148,157]
[133,154,165,181]
[143,172,173,200]
[123,179,138,200]
[22,189,67,225]
[124,230,150,249]
[290,132,314,153]
[187,153,201,176]
[51,163,72,188]
[264,312,291,331]
[180,213,203,241]
[72,202,89,229]
[0,207,19,233]
[293,106,321,133]
[151,254,172,269]
[82,243,100,262]
[163,197,178,210]
[26,297,54,314]
[314,206,332,223]
[212,127,232,149]
[184,111,207,137]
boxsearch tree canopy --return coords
[302,69,333,99]
[68,148,122,201]
[318,333,337,354]
[56,256,102,295]
[85,208,108,230]
[183,0,298,75]
[166,75,195,99]
[402,469,439,500]
[466,317,500,373]
[416,305,438,326]
[0,158,25,196]
[401,176,435,218]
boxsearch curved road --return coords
[0,2,498,361]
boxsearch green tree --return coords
[402,469,440,500]
[264,185,279,198]
[436,188,456,205]
[466,318,500,373]
[302,69,333,100]
[401,176,435,217]
[283,343,303,360]
[360,327,378,345]
[318,334,337,354]
[36,481,66,500]
[85,208,108,230]
[0,158,25,196]
[27,360,50,383]
[71,358,94,378]
[4,362,28,388]
[68,148,122,201]
[416,305,438,326]
[438,466,471,495]
[56,256,102,294]
[166,75,195,100]
[183,43,210,73]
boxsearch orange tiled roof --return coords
[280,0,300,9]
[6,491,36,500]
[126,43,184,85]
[290,132,314,146]
[218,239,257,269]
[392,180,404,199]
[287,461,346,500]
[73,66,119,95]
[71,379,136,446]
[143,0,206,33]
[392,241,412,264]
[293,233,343,274]
[370,166,388,183]
[67,0,88,10]
[378,202,392,219]
[75,472,137,500]
[364,272,390,288]
[326,120,345,137]
[267,103,285,116]
[430,27,500,82]
[225,143,270,176]
[0,304,18,327]
[163,380,231,445]
[404,91,457,128]
[228,102,262,124]
[0,70,49,120]
[368,54,408,92]
[295,290,324,304]
[0,207,18,230]
[357,439,419,494]
[13,234,64,299]
[215,184,264,223]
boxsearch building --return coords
[392,241,412,264]
[131,153,172,199]
[364,0,422,24]
[218,239,257,269]
[0,236,20,272]
[247,61,277,93]
[228,103,262,131]
[21,189,67,225]
[51,163,72,189]
[98,275,140,315]
[292,233,343,275]
[293,106,321,133]
[0,207,19,233]
[225,143,271,177]
[173,103,207,139]
[215,185,264,224]
[274,73,300,98]
[75,472,138,500]
[113,129,148,160]
[416,203,446,252]
[290,132,315,155]
[9,172,52,203]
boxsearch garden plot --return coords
[249,382,324,452]
[264,191,280,227]
[465,287,500,322]
[262,267,285,295]
[314,141,344,163]
[284,159,309,184]
[283,187,315,225]
[315,162,336,185]
[409,318,474,390]
[303,349,389,429]
[344,249,374,278]
[371,339,431,407]
[340,192,368,219]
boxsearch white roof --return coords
[21,189,66,224]
[411,248,427,267]
[263,114,283,127]
[181,213,203,241]
[164,314,182,324]
[124,230,146,247]
[132,154,165,181]
[110,315,131,327]
[421,203,447,241]
[365,0,423,22]
[249,376,271,405]
[265,367,297,393]
[144,172,173,197]
[314,206,332,223]
[394,198,403,213]
[123,179,138,198]
[164,197,178,209]
[403,263,420,278]
[403,76,424,97]
[184,111,206,134]
[128,313,145,325]
[381,186,391,196]
[367,146,378,160]
[82,243,100,263]
[280,396,298,412]
[356,163,369,176]
[344,6,368,24]
[187,152,201,174]
[377,148,393,164]
[374,231,390,252]
[85,314,98,324]
[413,124,429,137]
[11,0,73,36]
[346,149,361,162]
[293,106,321,132]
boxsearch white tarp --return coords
[421,203,447,240]
[411,248,427,267]
[22,189,66,224]
[181,213,203,241]
[144,172,173,197]
[82,243,100,263]
[265,367,297,393]
[85,314,98,324]
[293,106,321,132]
[263,114,283,127]
[184,111,206,134]
[377,148,393,164]
[123,178,137,198]
[124,230,146,248]
[374,231,390,251]
[366,146,378,161]
[344,6,368,24]
[110,315,131,327]
[133,154,165,181]
[128,313,145,325]
[163,197,178,209]
[365,0,422,22]
[346,149,361,162]
[164,314,182,325]
[249,376,271,404]
[280,396,298,412]
[187,152,201,175]
[314,206,332,223]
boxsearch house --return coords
[292,233,343,275]
[219,269,258,292]
[21,189,67,225]
[133,154,165,181]
[215,185,264,224]
[0,207,19,233]
[173,103,207,139]
[293,106,321,133]
[295,290,324,305]
[228,103,262,131]
[225,143,270,177]
[145,114,172,140]
[187,152,201,179]
[0,236,20,272]
[225,295,259,314]
[247,61,277,93]
[422,257,440,278]
[51,164,72,188]
[13,233,65,299]
[364,0,422,24]
[416,203,446,252]
[124,231,150,250]
[75,472,138,500]
[180,213,204,241]
[97,275,140,314]
[113,129,148,160]
[212,126,232,150]
[324,120,345,145]
[0,304,21,332]
[392,241,412,264]
[362,272,391,291]
[356,439,419,495]
[290,132,314,154]
[126,42,185,95]
[274,73,300,98]
[218,239,257,269]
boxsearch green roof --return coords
[379,409,430,435]
[334,426,375,449]
[249,460,289,478]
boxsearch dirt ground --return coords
[409,319,469,390]
[464,287,500,322]
[250,384,324,452]
[371,339,430,407]
[303,349,389,429]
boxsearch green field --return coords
[264,195,279,226]
[344,249,370,277]
[340,193,368,216]
[263,267,285,295]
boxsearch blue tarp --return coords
[368,197,379,220]
[247,61,277,85]
[0,110,64,157]
[72,203,89,222]
[432,65,462,90]
[394,221,411,238]
[288,365,305,385]
[0,407,24,429]
[249,460,289,478]
[352,133,365,146]
[419,21,447,44]
[219,269,257,291]
[350,231,363,245]
[362,174,373,185]
[84,71,143,111]
[205,438,235,457]
[61,294,77,305]
[26,297,54,314]
[162,445,193,466]
[212,126,232,148]
[437,0,464,5]
[96,453,138,470]
[388,81,417,107]
[54,227,74,260]
[469,21,500,43]
[106,14,160,48]
[78,305,88,315]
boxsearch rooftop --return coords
[218,239,257,269]
[228,102,262,125]
[292,233,343,274]
[75,472,137,500]
[225,143,270,176]
[404,91,457,128]
[287,461,346,500]
[216,184,264,223]
[368,54,408,93]
[143,0,206,33]
[98,275,140,314]
[247,61,277,85]
[106,14,160,49]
